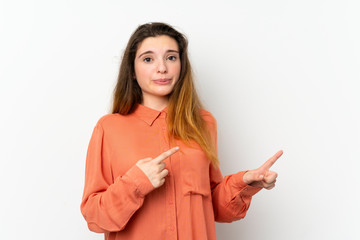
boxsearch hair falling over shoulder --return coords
[111,22,219,167]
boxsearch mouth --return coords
[153,78,171,85]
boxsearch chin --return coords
[153,87,175,96]
[154,91,173,97]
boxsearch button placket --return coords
[158,114,177,239]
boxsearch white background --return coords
[0,0,359,239]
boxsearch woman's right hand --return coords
[136,147,179,188]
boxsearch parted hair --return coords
[112,22,218,166]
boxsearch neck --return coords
[142,94,169,111]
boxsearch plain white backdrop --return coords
[0,0,359,239]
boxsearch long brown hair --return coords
[112,22,218,166]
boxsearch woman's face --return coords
[134,35,181,105]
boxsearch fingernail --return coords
[174,146,179,150]
[259,175,264,179]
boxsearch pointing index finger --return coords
[153,147,180,163]
[259,150,283,171]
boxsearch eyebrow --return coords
[138,49,179,58]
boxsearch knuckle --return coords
[160,178,165,185]
[155,178,165,188]
[266,183,275,190]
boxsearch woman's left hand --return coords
[242,150,283,190]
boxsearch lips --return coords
[153,78,171,85]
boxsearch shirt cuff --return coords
[232,171,262,197]
[124,164,155,197]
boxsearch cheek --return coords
[171,63,181,79]
[135,64,152,79]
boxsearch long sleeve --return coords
[203,112,262,222]
[210,167,262,222]
[81,107,264,239]
[80,123,155,233]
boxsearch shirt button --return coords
[169,200,173,205]
[170,226,175,231]
[163,148,167,152]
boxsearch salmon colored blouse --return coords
[80,104,261,240]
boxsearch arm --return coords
[210,167,262,222]
[211,148,283,222]
[80,124,154,233]
[202,112,266,222]
[210,148,283,222]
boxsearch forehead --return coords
[136,35,179,55]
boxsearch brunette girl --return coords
[81,22,283,240]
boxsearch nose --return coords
[157,59,167,74]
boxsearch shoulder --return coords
[200,109,217,129]
[200,109,216,123]
[94,113,124,130]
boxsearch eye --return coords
[143,57,152,63]
[167,55,177,61]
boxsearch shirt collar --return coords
[132,104,168,126]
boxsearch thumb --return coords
[243,170,264,184]
[256,174,265,181]
[138,157,153,163]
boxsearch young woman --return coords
[80,22,283,240]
